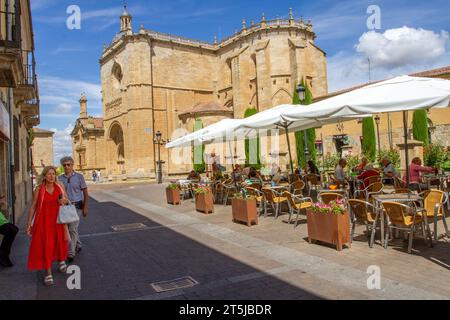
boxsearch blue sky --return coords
[31,0,450,163]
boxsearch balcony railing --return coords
[0,1,22,48]
[21,50,37,88]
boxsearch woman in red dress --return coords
[26,166,70,286]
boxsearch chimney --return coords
[79,93,88,119]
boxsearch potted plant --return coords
[231,191,258,227]
[194,186,214,214]
[166,183,181,205]
[306,199,350,251]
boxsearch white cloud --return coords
[54,103,73,114]
[327,26,450,92]
[355,27,449,69]
[52,124,74,165]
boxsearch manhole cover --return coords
[151,276,199,292]
[111,223,147,232]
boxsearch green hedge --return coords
[244,107,262,169]
[412,109,429,146]
[362,117,376,162]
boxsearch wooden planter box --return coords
[166,188,181,205]
[231,198,258,227]
[306,209,350,251]
[195,193,214,214]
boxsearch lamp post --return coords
[296,84,308,163]
[154,130,166,184]
[374,114,381,155]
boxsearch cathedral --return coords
[71,7,328,180]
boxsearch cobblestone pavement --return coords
[1,182,450,300]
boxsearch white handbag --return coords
[57,204,80,224]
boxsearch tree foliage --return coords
[412,109,429,146]
[362,117,376,162]
[244,107,261,169]
[193,119,205,173]
[294,79,316,168]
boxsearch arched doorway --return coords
[109,122,125,174]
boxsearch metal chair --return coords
[305,173,322,197]
[363,175,381,187]
[394,188,413,194]
[382,201,431,254]
[261,188,288,219]
[179,183,194,201]
[354,182,384,203]
[348,199,380,247]
[417,190,449,241]
[318,192,344,205]
[283,191,313,228]
[290,180,305,195]
[222,180,238,206]
[245,187,266,216]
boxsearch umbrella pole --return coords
[284,125,295,175]
[403,111,410,187]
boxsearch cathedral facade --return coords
[73,8,328,179]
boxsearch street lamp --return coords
[153,130,166,184]
[296,84,309,164]
[374,114,381,154]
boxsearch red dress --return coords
[28,184,68,270]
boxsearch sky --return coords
[31,0,450,164]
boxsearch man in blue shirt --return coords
[58,156,88,263]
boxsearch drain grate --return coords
[111,223,147,232]
[150,276,199,292]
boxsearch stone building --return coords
[71,94,106,176]
[75,7,328,179]
[0,0,40,222]
[31,128,54,175]
[315,66,450,168]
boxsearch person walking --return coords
[0,195,18,267]
[26,166,70,286]
[96,170,101,183]
[59,156,88,263]
[92,170,97,183]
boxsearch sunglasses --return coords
[63,163,73,167]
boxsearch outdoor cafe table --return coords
[422,173,450,191]
[372,193,424,247]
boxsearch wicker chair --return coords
[417,190,449,241]
[290,180,305,195]
[305,173,322,197]
[283,191,313,228]
[354,182,384,203]
[261,188,288,219]
[318,192,344,205]
[221,180,238,206]
[363,175,381,187]
[348,199,380,247]
[244,187,265,216]
[394,188,412,194]
[382,201,431,253]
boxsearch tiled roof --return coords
[178,101,233,117]
[33,128,54,135]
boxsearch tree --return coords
[193,119,205,173]
[294,79,316,168]
[412,109,429,146]
[244,107,261,169]
[362,117,376,162]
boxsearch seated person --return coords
[403,157,434,191]
[355,157,368,174]
[270,163,280,176]
[0,195,18,267]
[272,168,285,185]
[333,158,348,187]
[381,156,397,184]
[243,168,263,186]
[306,160,321,180]
[231,164,243,182]
[357,164,380,189]
[187,170,200,181]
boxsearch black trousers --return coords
[0,223,19,257]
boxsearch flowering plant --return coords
[166,183,179,190]
[194,186,211,195]
[311,199,345,215]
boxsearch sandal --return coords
[44,275,54,286]
[58,261,68,273]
